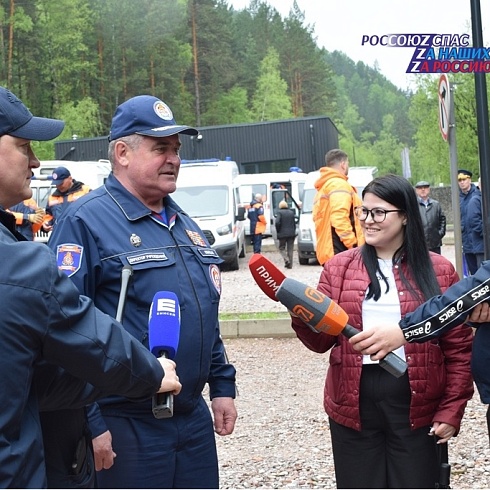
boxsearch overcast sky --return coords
[228,0,489,90]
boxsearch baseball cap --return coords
[0,86,64,140]
[109,95,198,141]
[51,166,71,184]
[415,181,430,188]
[457,169,473,180]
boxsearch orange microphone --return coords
[248,254,407,378]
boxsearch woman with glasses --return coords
[291,174,473,488]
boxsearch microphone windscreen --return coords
[148,291,181,359]
[248,253,286,301]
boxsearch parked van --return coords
[31,160,111,242]
[236,168,306,237]
[171,158,247,271]
[297,166,377,265]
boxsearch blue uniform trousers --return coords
[95,397,218,489]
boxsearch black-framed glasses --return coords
[354,206,403,223]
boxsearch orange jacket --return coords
[312,167,364,265]
[253,202,267,235]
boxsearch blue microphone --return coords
[148,291,181,419]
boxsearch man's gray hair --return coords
[108,134,144,168]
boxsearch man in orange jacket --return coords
[248,193,266,253]
[312,149,364,265]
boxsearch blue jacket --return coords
[467,189,483,254]
[48,174,236,432]
[0,209,163,488]
[399,260,490,402]
[459,183,479,252]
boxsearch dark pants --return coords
[329,365,438,489]
[40,409,95,489]
[252,233,263,253]
[465,253,480,275]
[278,236,295,267]
[95,397,219,489]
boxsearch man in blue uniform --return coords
[49,95,237,488]
[0,86,181,488]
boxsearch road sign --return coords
[438,74,451,142]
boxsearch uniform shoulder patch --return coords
[209,264,221,295]
[56,243,83,277]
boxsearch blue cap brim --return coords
[135,125,198,138]
[9,116,65,141]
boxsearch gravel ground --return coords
[212,243,490,489]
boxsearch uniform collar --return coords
[105,173,185,221]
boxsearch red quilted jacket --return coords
[291,247,474,432]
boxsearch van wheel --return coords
[299,257,308,265]
[229,250,240,271]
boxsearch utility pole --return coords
[470,0,490,259]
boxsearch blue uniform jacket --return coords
[0,210,163,488]
[467,190,483,254]
[48,174,236,429]
[399,260,490,402]
[459,184,479,252]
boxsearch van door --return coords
[270,187,301,240]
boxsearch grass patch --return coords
[219,311,289,321]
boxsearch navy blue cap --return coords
[457,169,473,179]
[109,95,198,141]
[51,166,71,184]
[0,86,64,140]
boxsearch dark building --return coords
[55,116,339,173]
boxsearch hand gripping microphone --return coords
[248,254,407,378]
[148,291,181,419]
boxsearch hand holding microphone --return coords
[148,291,181,419]
[156,358,181,395]
[248,254,408,378]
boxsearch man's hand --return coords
[211,397,237,436]
[468,301,490,323]
[92,430,116,471]
[157,358,181,394]
[28,208,45,225]
[349,324,407,360]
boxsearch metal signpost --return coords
[438,74,463,278]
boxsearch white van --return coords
[171,158,247,271]
[31,160,111,242]
[297,166,377,265]
[236,169,306,237]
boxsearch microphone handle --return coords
[342,324,408,378]
[152,351,174,419]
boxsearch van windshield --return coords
[238,184,267,203]
[172,186,229,218]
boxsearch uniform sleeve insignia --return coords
[209,264,221,295]
[56,243,83,277]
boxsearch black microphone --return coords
[148,291,181,419]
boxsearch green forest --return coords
[1,0,487,184]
